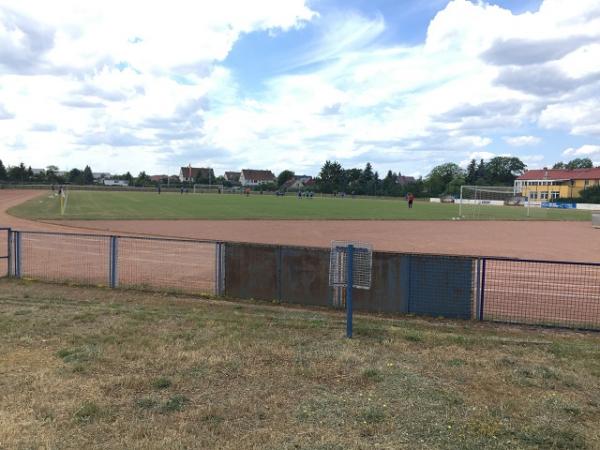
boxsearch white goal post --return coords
[192,184,224,193]
[459,185,528,218]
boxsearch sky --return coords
[1,0,600,178]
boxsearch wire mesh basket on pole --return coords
[329,241,373,338]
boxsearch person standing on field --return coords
[407,193,414,209]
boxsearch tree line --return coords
[0,160,160,187]
[2,156,597,197]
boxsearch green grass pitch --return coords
[8,190,592,221]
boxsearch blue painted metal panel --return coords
[407,255,474,319]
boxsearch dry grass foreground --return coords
[1,280,599,449]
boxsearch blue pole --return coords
[346,244,354,338]
[6,228,12,278]
[479,258,487,321]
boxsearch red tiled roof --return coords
[241,169,276,181]
[517,168,600,180]
[180,167,214,179]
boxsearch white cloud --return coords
[563,144,600,156]
[504,135,541,146]
[459,151,497,167]
[1,0,599,176]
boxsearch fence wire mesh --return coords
[482,258,600,329]
[117,237,216,295]
[329,241,373,289]
[0,228,9,277]
[20,232,110,286]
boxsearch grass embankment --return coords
[8,190,593,221]
[1,279,599,448]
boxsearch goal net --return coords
[192,184,224,194]
[459,185,527,219]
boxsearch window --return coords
[540,192,549,200]
[551,191,560,199]
[530,192,538,200]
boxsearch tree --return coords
[83,165,94,184]
[553,162,566,169]
[466,159,477,184]
[0,159,7,180]
[316,160,344,193]
[382,170,399,196]
[136,171,150,186]
[484,157,526,185]
[123,172,134,184]
[566,158,593,169]
[46,165,59,172]
[277,170,295,188]
[26,166,34,180]
[426,163,465,195]
[476,159,486,183]
[358,162,376,195]
[580,185,600,203]
[344,168,362,193]
[68,168,84,184]
[8,163,27,182]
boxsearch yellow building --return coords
[515,168,600,200]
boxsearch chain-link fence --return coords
[10,231,219,295]
[481,258,600,329]
[116,236,217,294]
[19,231,110,285]
[0,227,10,278]
[4,229,600,331]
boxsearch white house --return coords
[103,179,129,186]
[239,169,276,186]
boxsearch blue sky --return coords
[1,0,599,177]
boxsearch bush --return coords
[579,185,600,204]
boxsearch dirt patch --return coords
[46,218,599,262]
[1,189,599,262]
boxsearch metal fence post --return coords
[109,236,118,288]
[479,258,487,321]
[6,228,12,278]
[475,258,481,320]
[215,242,224,296]
[277,246,283,302]
[14,231,21,278]
[346,244,354,338]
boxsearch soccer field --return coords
[8,190,593,221]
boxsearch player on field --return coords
[407,192,414,208]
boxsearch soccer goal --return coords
[459,185,527,219]
[192,184,224,194]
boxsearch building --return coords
[93,172,111,180]
[103,179,129,186]
[281,175,313,190]
[515,167,600,200]
[239,169,276,186]
[224,171,241,183]
[397,173,416,186]
[179,166,215,183]
[150,175,168,183]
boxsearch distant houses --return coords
[224,171,241,183]
[281,175,314,190]
[239,169,276,187]
[397,173,416,186]
[103,179,129,186]
[179,166,215,183]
